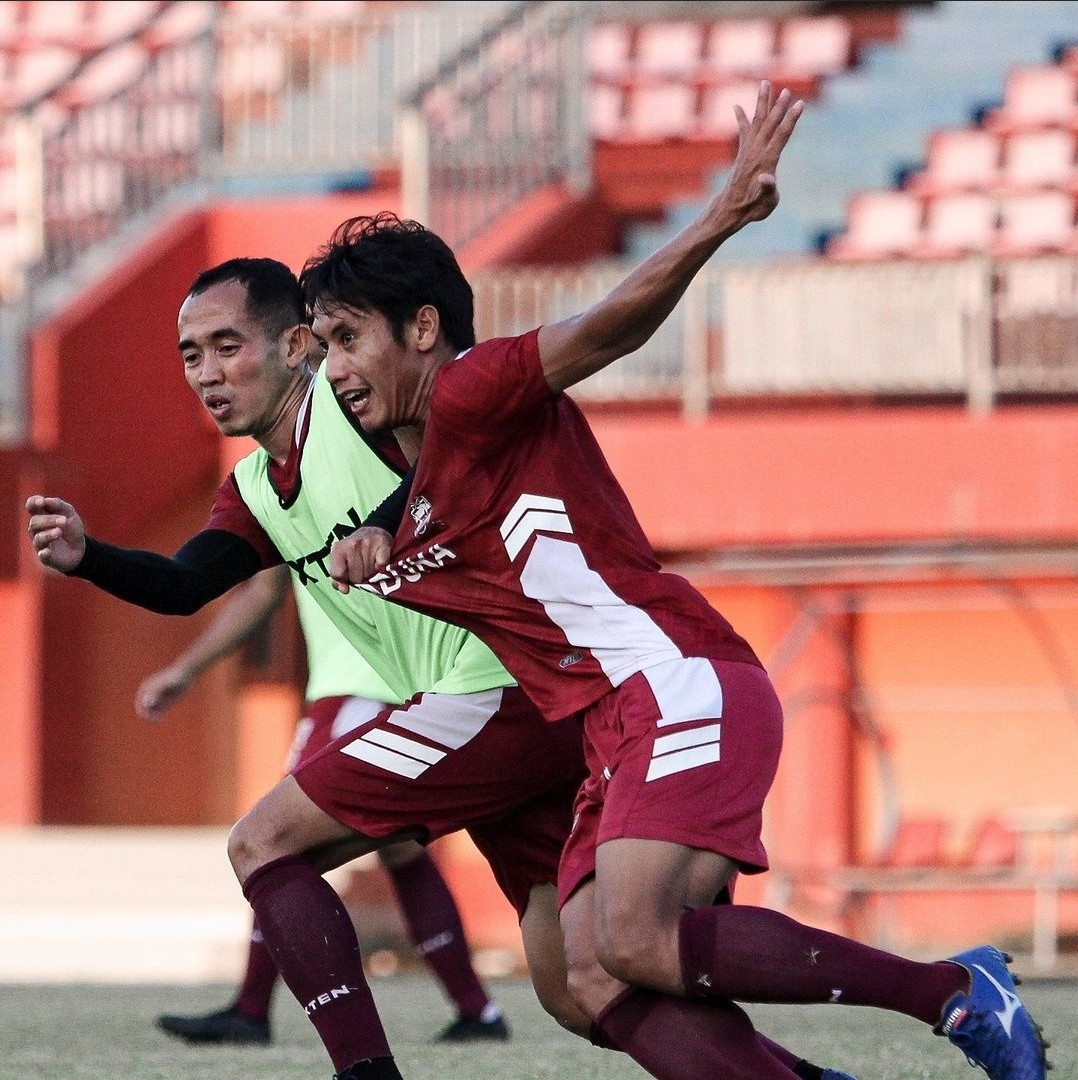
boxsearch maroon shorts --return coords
[292,685,586,919]
[284,695,385,772]
[558,657,783,908]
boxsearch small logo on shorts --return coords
[559,651,584,668]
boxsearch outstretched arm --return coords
[536,81,802,392]
[135,565,291,720]
[26,493,262,614]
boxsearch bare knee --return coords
[593,905,681,991]
[564,941,627,1022]
[227,808,281,885]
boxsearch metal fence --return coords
[472,254,1078,413]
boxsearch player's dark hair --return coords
[300,212,476,351]
[187,258,305,341]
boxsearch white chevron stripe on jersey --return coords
[501,493,572,560]
[520,536,683,685]
[330,696,386,740]
[643,659,724,781]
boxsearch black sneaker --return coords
[435,1013,510,1043]
[155,1005,271,1045]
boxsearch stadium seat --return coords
[826,189,923,260]
[776,14,853,78]
[917,191,998,257]
[698,78,761,139]
[589,81,626,140]
[994,189,1077,254]
[906,127,1002,196]
[956,816,1020,870]
[704,18,776,79]
[880,817,950,869]
[998,128,1078,191]
[622,82,699,140]
[633,21,705,79]
[588,22,632,80]
[987,63,1078,133]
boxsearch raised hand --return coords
[707,80,803,235]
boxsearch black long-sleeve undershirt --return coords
[362,464,415,534]
[69,530,262,615]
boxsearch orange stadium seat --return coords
[988,63,1078,133]
[998,128,1078,192]
[704,18,776,79]
[906,127,1002,196]
[918,190,998,257]
[826,189,924,260]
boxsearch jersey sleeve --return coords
[431,329,552,448]
[205,474,284,569]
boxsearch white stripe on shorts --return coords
[338,688,502,779]
[643,658,724,782]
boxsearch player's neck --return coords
[393,424,422,465]
[261,367,314,465]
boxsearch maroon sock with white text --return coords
[242,854,396,1074]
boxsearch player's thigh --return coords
[228,774,378,882]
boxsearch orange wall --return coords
[588,405,1078,552]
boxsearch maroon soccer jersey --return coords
[362,329,761,722]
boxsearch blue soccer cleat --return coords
[935,946,1049,1080]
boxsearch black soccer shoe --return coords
[434,1013,511,1042]
[155,1005,271,1045]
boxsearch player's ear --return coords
[412,304,441,353]
[284,322,315,370]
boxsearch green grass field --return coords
[1,973,1074,1080]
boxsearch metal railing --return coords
[399,0,590,251]
[471,254,1078,413]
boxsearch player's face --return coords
[178,280,297,440]
[313,303,421,435]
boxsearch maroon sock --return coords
[384,851,492,1019]
[592,987,799,1080]
[231,919,279,1022]
[242,854,395,1074]
[679,905,966,1024]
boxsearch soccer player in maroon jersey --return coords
[27,254,855,1080]
[306,82,1048,1080]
